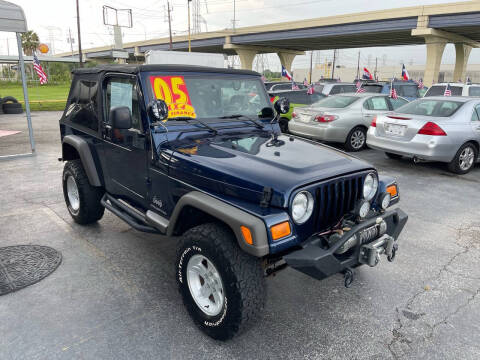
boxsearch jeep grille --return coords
[313,173,365,232]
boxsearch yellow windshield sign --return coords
[150,76,196,119]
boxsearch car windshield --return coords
[396,84,418,98]
[311,95,359,108]
[395,99,464,117]
[148,74,272,120]
[425,85,463,96]
[363,85,383,93]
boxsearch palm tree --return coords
[21,31,40,56]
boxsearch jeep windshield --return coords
[148,74,272,121]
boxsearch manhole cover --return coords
[0,245,62,296]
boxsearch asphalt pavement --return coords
[0,111,479,359]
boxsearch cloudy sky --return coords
[1,0,476,71]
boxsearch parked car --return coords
[424,82,480,97]
[269,89,325,132]
[269,82,307,91]
[362,81,425,101]
[59,64,407,340]
[263,81,285,91]
[314,82,358,96]
[367,97,480,174]
[288,93,409,151]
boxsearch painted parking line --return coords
[0,130,21,138]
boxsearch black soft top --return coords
[72,64,260,76]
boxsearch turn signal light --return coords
[418,122,447,136]
[386,184,398,197]
[240,226,253,245]
[270,221,291,241]
[315,114,337,123]
[371,116,377,127]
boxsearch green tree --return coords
[21,31,40,56]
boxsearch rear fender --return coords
[62,135,102,187]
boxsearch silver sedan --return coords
[367,96,480,174]
[288,93,409,151]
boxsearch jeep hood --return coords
[167,131,373,208]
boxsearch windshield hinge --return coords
[260,187,273,208]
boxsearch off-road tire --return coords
[2,102,23,114]
[447,142,478,174]
[385,152,403,160]
[176,222,265,341]
[345,126,367,152]
[62,160,105,224]
[279,117,289,133]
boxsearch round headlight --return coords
[379,192,391,210]
[291,191,314,224]
[355,200,371,219]
[363,173,378,201]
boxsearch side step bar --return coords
[101,194,169,234]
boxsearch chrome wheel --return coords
[459,146,475,171]
[350,129,366,150]
[186,254,225,316]
[66,176,80,211]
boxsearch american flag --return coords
[389,82,398,99]
[33,52,48,85]
[444,83,451,96]
[303,78,309,86]
[355,81,366,93]
[261,75,267,82]
[291,81,300,90]
[307,84,314,95]
[416,79,424,89]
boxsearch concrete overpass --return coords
[58,1,480,86]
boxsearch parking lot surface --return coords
[1,112,479,359]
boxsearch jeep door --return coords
[102,75,149,206]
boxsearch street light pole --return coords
[167,1,173,50]
[76,0,83,67]
[187,0,192,52]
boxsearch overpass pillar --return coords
[423,37,447,87]
[277,52,296,74]
[235,49,257,70]
[453,43,472,82]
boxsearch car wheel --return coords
[2,102,23,114]
[176,222,265,341]
[447,143,478,174]
[62,160,105,224]
[345,126,367,152]
[279,117,289,133]
[385,152,403,160]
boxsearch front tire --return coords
[176,223,265,341]
[345,126,367,152]
[447,143,478,174]
[62,160,105,224]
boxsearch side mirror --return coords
[148,99,169,121]
[274,97,290,114]
[110,106,132,129]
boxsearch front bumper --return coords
[283,208,408,281]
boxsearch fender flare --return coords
[62,135,102,187]
[167,191,270,257]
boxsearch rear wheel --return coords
[447,143,478,174]
[385,152,403,160]
[62,160,105,224]
[345,126,367,152]
[176,223,265,340]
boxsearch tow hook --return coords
[387,242,398,262]
[343,268,355,288]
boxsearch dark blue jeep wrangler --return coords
[59,64,407,340]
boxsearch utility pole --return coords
[67,28,75,58]
[76,0,83,67]
[331,49,337,79]
[233,0,236,32]
[167,1,173,50]
[188,0,192,52]
[356,51,360,80]
[309,50,313,84]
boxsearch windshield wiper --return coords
[219,114,265,129]
[169,116,218,135]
